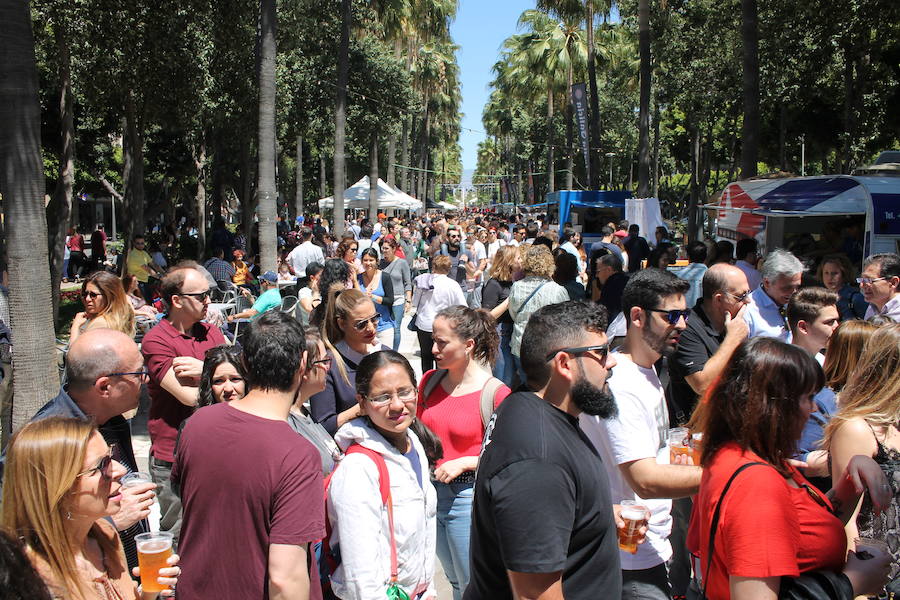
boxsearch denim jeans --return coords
[622,562,671,600]
[492,323,515,387]
[390,302,405,350]
[434,481,474,600]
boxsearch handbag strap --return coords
[519,281,548,312]
[480,378,504,428]
[701,461,768,600]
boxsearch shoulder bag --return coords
[701,461,854,600]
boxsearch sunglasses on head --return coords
[352,315,380,331]
[645,307,691,325]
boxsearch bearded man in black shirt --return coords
[465,301,623,600]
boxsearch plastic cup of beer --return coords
[120,471,153,489]
[668,427,691,464]
[135,532,173,593]
[618,500,648,554]
[690,433,704,465]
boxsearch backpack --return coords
[420,369,504,428]
[320,444,409,600]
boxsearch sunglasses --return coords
[723,290,751,303]
[179,290,211,301]
[856,276,887,285]
[76,445,116,479]
[352,315,380,331]
[646,308,691,325]
[349,247,359,252]
[311,357,333,369]
[82,290,103,299]
[545,344,609,364]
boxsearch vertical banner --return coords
[571,83,592,185]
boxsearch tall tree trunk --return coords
[546,90,555,194]
[256,0,277,272]
[210,133,224,223]
[652,97,660,197]
[319,152,327,199]
[295,135,304,219]
[637,0,652,197]
[0,0,60,431]
[740,0,759,178]
[194,137,207,259]
[565,67,574,190]
[369,134,379,219]
[124,91,145,237]
[688,124,702,242]
[400,116,410,192]
[586,3,601,189]
[47,12,75,323]
[778,101,787,170]
[332,0,351,236]
[386,134,397,187]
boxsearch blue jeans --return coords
[492,323,515,387]
[391,302,405,351]
[435,481,473,600]
[622,563,671,600]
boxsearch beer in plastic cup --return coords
[135,532,173,593]
[690,433,704,465]
[668,427,691,463]
[618,500,648,554]
[120,472,153,489]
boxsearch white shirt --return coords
[412,273,467,332]
[865,293,900,322]
[286,240,324,277]
[580,354,672,570]
[735,260,762,290]
[357,238,382,259]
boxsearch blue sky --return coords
[451,0,535,175]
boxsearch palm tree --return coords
[636,0,651,197]
[741,0,759,178]
[0,0,61,430]
[333,0,351,236]
[256,0,277,272]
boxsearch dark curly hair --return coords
[198,345,246,407]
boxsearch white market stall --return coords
[318,177,422,212]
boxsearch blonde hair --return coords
[82,271,135,337]
[523,245,556,279]
[1,417,122,600]
[321,285,372,385]
[824,324,900,449]
[823,319,879,392]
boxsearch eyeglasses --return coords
[448,234,460,239]
[856,276,887,285]
[105,367,150,383]
[76,446,116,479]
[311,357,332,369]
[349,247,359,252]
[366,387,417,406]
[178,289,211,301]
[545,344,609,364]
[645,308,691,325]
[82,290,103,299]
[352,315,380,331]
[723,290,751,303]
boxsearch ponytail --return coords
[435,305,499,366]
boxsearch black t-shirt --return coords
[668,301,724,424]
[464,392,621,600]
[481,278,513,325]
[623,235,650,272]
[599,271,628,317]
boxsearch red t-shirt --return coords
[417,369,511,467]
[142,319,226,462]
[173,403,325,600]
[687,442,847,600]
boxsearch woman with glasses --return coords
[417,306,510,600]
[288,327,343,476]
[379,237,413,351]
[1,417,180,599]
[358,248,396,349]
[311,287,390,436]
[824,324,900,578]
[816,254,867,321]
[688,337,890,600]
[70,271,136,343]
[326,350,437,600]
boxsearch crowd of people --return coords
[1,207,900,600]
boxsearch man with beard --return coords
[580,268,701,600]
[465,301,623,600]
[438,225,476,291]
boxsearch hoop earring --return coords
[66,511,72,521]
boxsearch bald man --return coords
[5,328,156,570]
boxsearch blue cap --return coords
[261,270,278,283]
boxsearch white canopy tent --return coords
[318,176,422,211]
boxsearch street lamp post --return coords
[605,152,616,190]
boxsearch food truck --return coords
[711,175,900,269]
